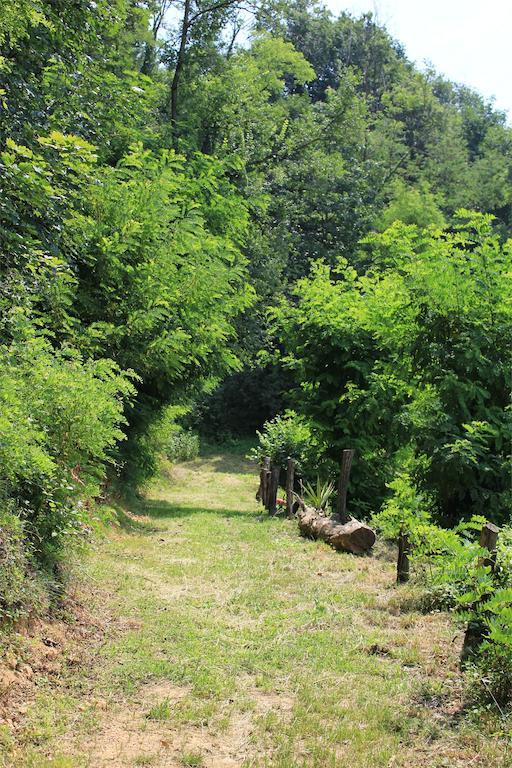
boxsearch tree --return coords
[273,213,512,523]
[165,0,253,134]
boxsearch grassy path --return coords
[6,450,506,767]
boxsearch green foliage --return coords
[0,0,159,156]
[377,180,446,230]
[371,467,434,541]
[78,145,252,401]
[248,411,317,475]
[417,523,512,708]
[299,477,335,512]
[274,213,512,523]
[0,131,253,491]
[466,640,512,710]
[0,505,45,624]
[166,431,200,463]
[377,504,512,709]
[0,330,134,583]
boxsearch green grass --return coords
[180,752,204,767]
[2,450,510,767]
[145,699,172,722]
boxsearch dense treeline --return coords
[272,214,512,523]
[0,0,511,622]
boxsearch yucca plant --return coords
[298,477,335,512]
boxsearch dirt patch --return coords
[0,583,110,730]
[70,679,295,767]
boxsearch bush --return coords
[273,213,512,523]
[0,329,134,613]
[0,506,45,624]
[402,518,512,709]
[465,641,512,710]
[248,410,319,477]
[166,430,200,462]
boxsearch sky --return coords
[328,0,511,121]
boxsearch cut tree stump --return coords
[297,505,376,555]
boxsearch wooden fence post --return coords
[264,459,273,508]
[462,522,501,662]
[335,449,354,523]
[267,464,280,516]
[286,458,295,517]
[478,522,500,570]
[258,456,270,507]
[397,531,410,584]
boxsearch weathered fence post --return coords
[286,458,295,517]
[335,449,354,523]
[397,531,410,584]
[462,522,501,662]
[257,456,270,507]
[267,464,280,516]
[478,522,500,570]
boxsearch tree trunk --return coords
[478,522,500,569]
[297,505,375,554]
[170,0,191,133]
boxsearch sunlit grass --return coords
[3,447,509,767]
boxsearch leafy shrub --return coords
[1,135,253,494]
[398,516,512,709]
[371,467,434,542]
[458,577,512,709]
[0,505,47,624]
[248,410,318,476]
[273,213,512,523]
[465,641,512,710]
[0,330,134,613]
[372,465,512,709]
[166,430,200,463]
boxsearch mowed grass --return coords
[5,447,510,767]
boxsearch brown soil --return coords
[0,583,110,733]
[64,679,294,767]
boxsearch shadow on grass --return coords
[142,498,263,522]
[197,441,257,476]
[109,498,167,534]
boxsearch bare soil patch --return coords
[69,679,294,768]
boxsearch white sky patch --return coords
[329,0,511,121]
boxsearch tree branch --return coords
[186,0,247,30]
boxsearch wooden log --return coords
[267,464,280,516]
[397,531,410,584]
[256,456,271,506]
[286,458,295,517]
[335,449,354,523]
[297,505,375,554]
